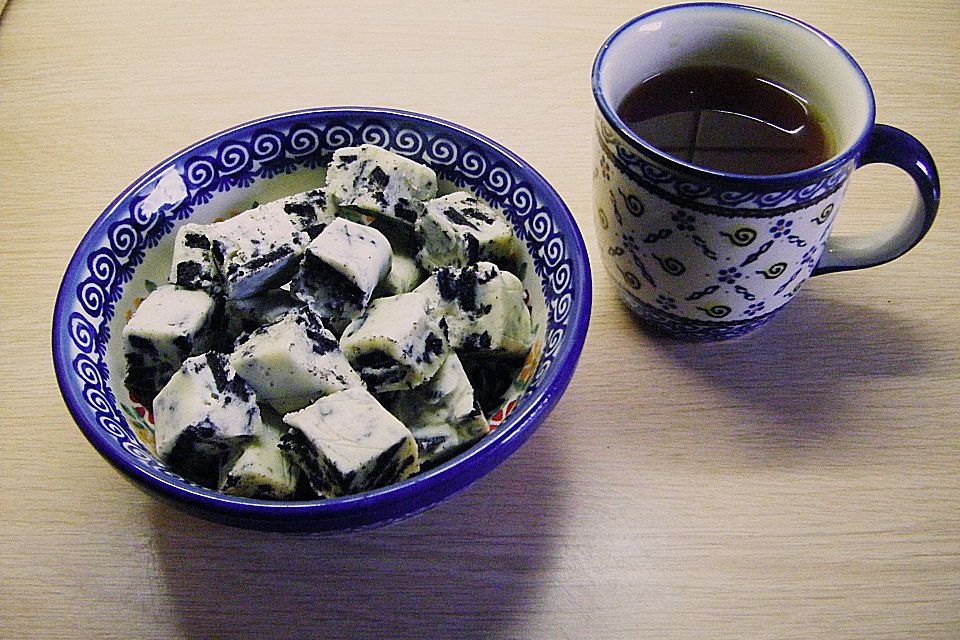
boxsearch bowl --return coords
[53,107,591,532]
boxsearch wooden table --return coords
[2,1,957,638]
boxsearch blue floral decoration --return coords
[769,218,793,238]
[717,267,743,284]
[672,211,695,232]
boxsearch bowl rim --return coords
[52,106,592,525]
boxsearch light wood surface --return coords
[2,1,958,638]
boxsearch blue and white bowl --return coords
[53,107,591,532]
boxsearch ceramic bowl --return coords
[52,107,591,532]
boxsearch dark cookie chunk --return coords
[175,261,204,287]
[183,232,211,250]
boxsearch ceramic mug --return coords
[592,3,939,340]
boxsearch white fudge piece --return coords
[152,352,260,487]
[224,288,302,339]
[415,192,517,270]
[229,309,363,414]
[372,250,424,297]
[218,407,300,500]
[168,223,220,293]
[368,214,418,255]
[290,218,392,332]
[387,352,489,468]
[210,203,310,299]
[417,261,532,356]
[272,188,335,240]
[325,144,438,224]
[122,284,219,405]
[340,291,449,393]
[279,387,419,497]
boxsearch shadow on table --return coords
[147,423,568,640]
[633,291,943,453]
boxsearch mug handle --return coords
[811,124,940,276]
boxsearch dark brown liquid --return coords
[617,65,833,175]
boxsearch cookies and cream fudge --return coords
[279,387,419,497]
[417,261,532,356]
[274,188,335,240]
[415,192,517,271]
[368,214,418,256]
[340,291,449,393]
[224,288,302,339]
[152,352,261,486]
[210,202,309,299]
[372,250,424,297]
[229,309,363,413]
[168,223,220,293]
[124,148,532,499]
[122,284,219,405]
[218,408,300,499]
[325,144,438,224]
[290,218,392,331]
[387,352,489,468]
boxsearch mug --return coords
[591,3,939,340]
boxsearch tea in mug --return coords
[616,65,834,175]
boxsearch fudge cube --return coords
[153,352,260,487]
[290,218,392,332]
[415,192,517,271]
[168,223,220,293]
[122,284,219,405]
[372,250,424,297]
[340,291,449,393]
[224,288,302,340]
[325,144,437,224]
[210,202,309,299]
[218,407,300,500]
[368,214,419,256]
[417,262,532,357]
[387,352,489,468]
[273,188,335,240]
[279,387,419,497]
[229,309,363,413]
[459,356,525,415]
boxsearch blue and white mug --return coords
[592,3,939,340]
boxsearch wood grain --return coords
[1,1,957,638]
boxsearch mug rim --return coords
[592,2,877,186]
